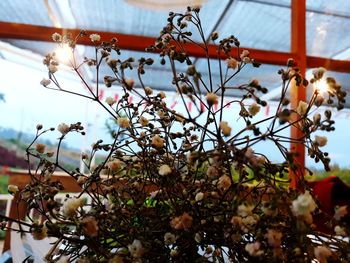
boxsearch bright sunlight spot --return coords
[313,78,329,95]
[55,44,72,64]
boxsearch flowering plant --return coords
[4,7,350,263]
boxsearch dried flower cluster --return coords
[2,7,349,263]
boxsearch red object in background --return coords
[0,145,29,169]
[308,176,350,232]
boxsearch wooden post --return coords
[290,0,307,188]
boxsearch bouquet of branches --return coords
[4,7,349,263]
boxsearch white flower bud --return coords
[195,192,204,202]
[8,184,19,195]
[219,121,231,137]
[225,57,238,69]
[48,64,58,73]
[117,117,130,129]
[206,92,218,105]
[164,232,176,245]
[105,96,116,106]
[159,164,172,176]
[52,33,62,42]
[249,103,260,116]
[57,123,70,135]
[296,101,308,116]
[314,135,327,147]
[313,113,321,124]
[40,78,51,87]
[89,34,101,42]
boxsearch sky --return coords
[0,48,350,170]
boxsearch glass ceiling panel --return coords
[306,0,350,16]
[0,0,53,26]
[3,40,57,57]
[216,0,291,52]
[306,2,350,58]
[69,0,229,40]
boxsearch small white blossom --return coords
[206,92,218,105]
[195,192,204,202]
[8,184,19,195]
[52,33,62,42]
[89,34,101,42]
[157,110,166,119]
[124,78,134,90]
[220,121,231,137]
[128,239,145,258]
[314,95,324,107]
[250,79,259,86]
[314,135,327,147]
[139,116,149,126]
[194,232,202,243]
[296,100,308,116]
[40,78,51,87]
[158,91,166,99]
[217,175,231,191]
[334,225,346,236]
[159,164,172,176]
[164,232,176,245]
[249,103,261,116]
[242,57,251,64]
[291,190,317,219]
[245,242,263,257]
[62,197,84,217]
[245,147,254,159]
[313,113,321,124]
[225,57,238,69]
[240,50,250,60]
[144,86,153,95]
[312,67,326,80]
[105,96,116,106]
[170,249,179,257]
[237,204,254,217]
[152,135,164,148]
[241,215,258,232]
[48,64,58,73]
[117,117,130,129]
[57,123,70,135]
[36,143,46,153]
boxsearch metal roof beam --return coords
[1,21,350,73]
[0,21,292,64]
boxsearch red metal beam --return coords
[0,22,294,65]
[0,21,293,65]
[307,56,350,73]
[1,21,350,73]
[290,0,307,189]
